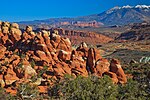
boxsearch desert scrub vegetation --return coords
[16,83,40,100]
[122,61,150,99]
[48,74,150,100]
[49,75,118,100]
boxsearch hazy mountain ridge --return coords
[18,5,150,26]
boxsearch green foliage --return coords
[123,62,150,100]
[20,53,26,59]
[30,75,38,83]
[118,79,149,100]
[13,51,20,56]
[49,75,118,100]
[17,83,40,100]
[17,61,23,69]
[30,59,36,68]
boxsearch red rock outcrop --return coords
[0,21,127,95]
[110,59,127,84]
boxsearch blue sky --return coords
[0,0,150,22]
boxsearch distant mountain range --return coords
[19,5,150,26]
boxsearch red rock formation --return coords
[0,22,127,95]
[87,48,102,73]
[95,58,110,77]
[110,59,127,84]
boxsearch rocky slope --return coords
[0,21,127,95]
[117,22,150,41]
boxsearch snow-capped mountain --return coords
[106,5,150,14]
[96,5,150,25]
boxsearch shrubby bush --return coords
[49,75,118,100]
[49,74,149,100]
[17,83,40,100]
[121,62,150,100]
[118,79,149,100]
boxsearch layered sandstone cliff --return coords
[48,28,113,45]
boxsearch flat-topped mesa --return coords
[0,22,127,95]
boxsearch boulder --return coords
[35,50,49,62]
[110,59,127,84]
[9,55,20,67]
[71,61,88,77]
[11,23,19,29]
[51,51,58,61]
[1,34,9,45]
[1,22,10,34]
[22,64,37,78]
[53,63,66,79]
[57,38,72,52]
[2,26,9,34]
[70,50,88,77]
[50,34,61,48]
[58,50,71,61]
[26,26,33,33]
[4,67,19,85]
[95,58,110,77]
[42,32,54,52]
[9,28,22,43]
[87,48,102,73]
[38,86,48,93]
[61,62,72,75]
[0,45,6,59]
[54,30,59,35]
[2,22,10,27]
[76,42,89,57]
